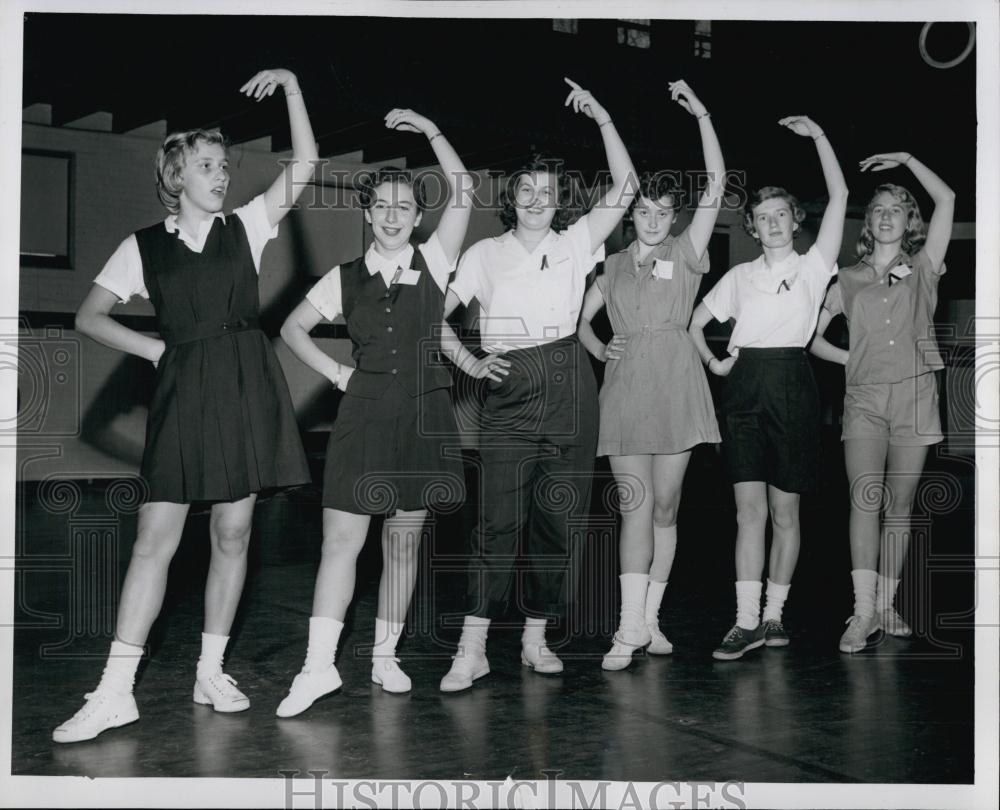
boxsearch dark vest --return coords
[340,247,452,399]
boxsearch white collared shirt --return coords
[306,233,452,322]
[449,215,604,352]
[702,244,836,354]
[93,195,277,303]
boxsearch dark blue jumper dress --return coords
[322,249,464,515]
[136,216,310,504]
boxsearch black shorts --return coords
[720,348,820,493]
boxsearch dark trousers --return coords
[466,337,598,620]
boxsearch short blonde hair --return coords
[154,129,227,214]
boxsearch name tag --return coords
[888,265,912,285]
[396,268,422,286]
[653,259,674,280]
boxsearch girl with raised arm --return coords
[810,153,954,653]
[688,116,847,660]
[439,79,636,692]
[275,110,485,715]
[54,69,317,743]
[576,81,724,670]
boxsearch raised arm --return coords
[670,80,725,259]
[779,116,848,268]
[808,308,849,365]
[385,109,473,264]
[280,299,352,391]
[241,69,319,228]
[564,78,637,254]
[76,285,165,365]
[860,151,955,271]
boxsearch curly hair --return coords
[628,170,684,216]
[155,129,228,214]
[497,155,579,233]
[741,186,806,240]
[356,166,427,211]
[856,183,926,259]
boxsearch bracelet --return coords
[696,112,711,120]
[285,87,303,97]
[903,153,914,165]
[598,119,613,128]
[428,132,443,143]
[812,131,826,141]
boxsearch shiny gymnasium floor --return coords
[12,432,975,784]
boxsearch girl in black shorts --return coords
[689,115,847,660]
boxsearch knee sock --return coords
[761,579,790,623]
[645,579,668,626]
[196,632,229,678]
[459,615,490,654]
[619,572,649,627]
[304,616,344,673]
[372,617,404,661]
[876,573,900,613]
[98,640,144,694]
[735,580,762,630]
[851,569,878,618]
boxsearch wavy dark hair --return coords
[741,186,806,241]
[628,170,684,216]
[155,128,228,214]
[357,166,427,211]
[497,155,579,232]
[856,183,926,259]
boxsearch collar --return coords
[501,227,558,258]
[164,211,226,249]
[858,252,910,278]
[748,250,804,294]
[365,242,415,277]
[629,237,674,268]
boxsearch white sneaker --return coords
[276,666,342,718]
[440,645,490,693]
[193,671,250,713]
[371,657,411,694]
[646,623,674,655]
[52,689,139,744]
[602,639,640,671]
[839,614,880,653]
[878,607,912,637]
[521,642,563,674]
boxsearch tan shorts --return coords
[842,372,943,446]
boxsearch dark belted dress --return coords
[135,216,309,504]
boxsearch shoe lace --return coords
[723,626,744,643]
[207,672,239,692]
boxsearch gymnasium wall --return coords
[16,119,977,481]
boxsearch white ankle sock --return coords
[521,616,547,647]
[372,617,404,660]
[619,572,649,626]
[851,569,878,618]
[459,615,490,652]
[761,579,790,623]
[304,616,344,673]
[196,632,229,677]
[735,580,762,630]
[98,640,144,694]
[876,573,900,612]
[645,580,668,625]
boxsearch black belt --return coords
[162,316,261,347]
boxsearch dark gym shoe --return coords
[756,619,790,647]
[712,625,764,661]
